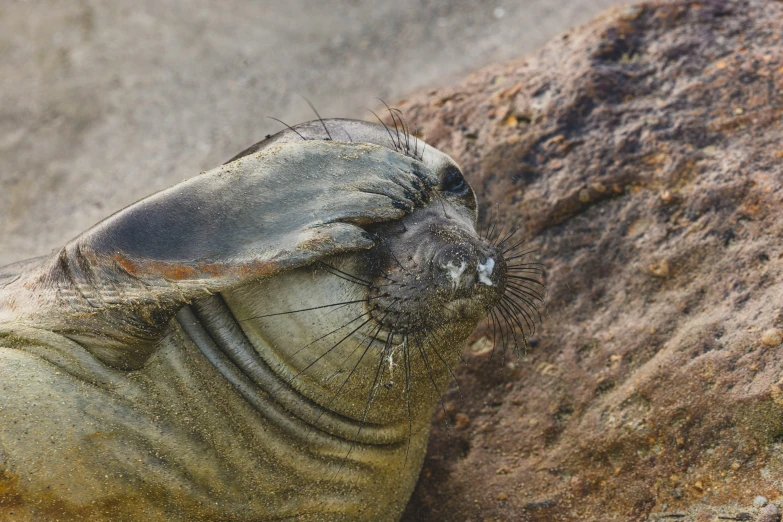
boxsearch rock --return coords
[755,496,769,507]
[761,329,783,346]
[759,504,781,522]
[569,475,587,497]
[649,259,670,278]
[401,0,783,520]
[454,413,471,430]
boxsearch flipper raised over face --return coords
[0,119,542,521]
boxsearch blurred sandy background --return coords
[0,0,619,266]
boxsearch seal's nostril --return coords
[442,260,468,289]
[477,258,495,286]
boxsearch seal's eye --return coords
[441,166,468,195]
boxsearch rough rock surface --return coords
[398,1,783,520]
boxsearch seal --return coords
[0,117,541,521]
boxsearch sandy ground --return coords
[0,0,619,266]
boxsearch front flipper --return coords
[4,141,436,369]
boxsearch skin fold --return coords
[0,119,510,521]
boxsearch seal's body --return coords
[0,120,511,521]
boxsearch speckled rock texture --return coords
[398,1,783,520]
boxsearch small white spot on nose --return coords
[477,258,495,286]
[443,261,468,289]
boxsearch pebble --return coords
[649,259,670,278]
[455,413,471,430]
[570,475,587,497]
[758,503,781,522]
[761,328,783,346]
[754,496,769,507]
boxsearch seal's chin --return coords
[359,294,483,348]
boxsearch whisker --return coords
[433,191,451,220]
[367,108,401,151]
[333,306,392,371]
[505,300,532,354]
[488,308,506,362]
[501,296,535,342]
[333,330,390,478]
[377,99,403,152]
[506,265,546,274]
[489,309,499,358]
[412,124,422,161]
[317,261,372,286]
[422,328,464,403]
[504,248,542,262]
[427,321,465,365]
[237,299,367,322]
[270,308,376,397]
[316,304,397,424]
[500,235,532,256]
[412,330,452,441]
[369,233,413,274]
[392,108,412,155]
[401,322,413,467]
[478,216,492,242]
[495,300,525,356]
[505,280,546,303]
[501,294,537,335]
[503,292,544,329]
[494,218,523,250]
[506,279,547,298]
[505,261,546,268]
[486,205,500,244]
[288,308,374,361]
[267,117,306,140]
[301,94,332,141]
[506,275,547,291]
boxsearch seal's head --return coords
[222,118,539,436]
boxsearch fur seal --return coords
[0,118,540,521]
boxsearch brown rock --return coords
[569,475,587,497]
[402,0,783,520]
[761,329,783,346]
[649,259,671,278]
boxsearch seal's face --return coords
[223,119,529,434]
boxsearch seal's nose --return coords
[433,244,499,292]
